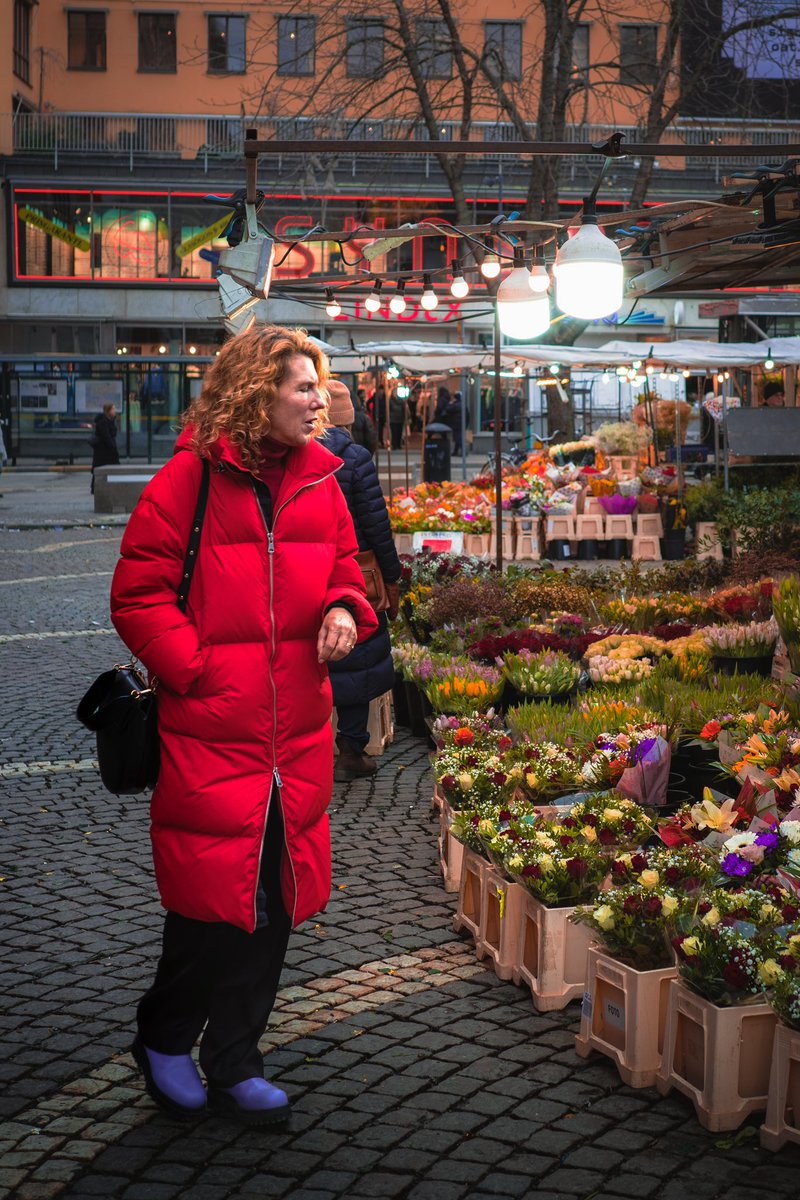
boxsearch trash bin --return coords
[424,422,452,483]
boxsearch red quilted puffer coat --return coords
[110,430,377,932]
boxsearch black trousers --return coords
[137,797,291,1087]
[336,700,371,754]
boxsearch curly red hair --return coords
[183,325,330,470]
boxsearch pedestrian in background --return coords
[445,390,464,455]
[90,401,119,494]
[110,326,376,1125]
[388,386,406,450]
[351,388,377,455]
[320,380,401,780]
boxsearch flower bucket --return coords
[438,803,465,894]
[711,654,774,678]
[512,892,594,1012]
[501,682,577,712]
[575,946,678,1088]
[660,529,686,561]
[476,877,527,982]
[404,680,429,738]
[452,844,488,937]
[656,979,778,1131]
[760,1022,800,1151]
[392,671,411,728]
[463,532,491,558]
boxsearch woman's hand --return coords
[317,607,358,663]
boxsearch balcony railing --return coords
[7,111,800,178]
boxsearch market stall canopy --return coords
[320,336,800,373]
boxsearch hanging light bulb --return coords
[724,371,730,380]
[528,247,550,294]
[325,288,342,318]
[682,369,691,378]
[646,365,654,375]
[669,372,679,382]
[616,366,628,377]
[480,238,501,280]
[420,273,438,311]
[513,362,524,377]
[553,199,623,319]
[450,260,469,299]
[389,280,407,314]
[158,344,167,354]
[717,372,725,383]
[765,348,775,370]
[632,360,642,370]
[496,246,551,339]
[188,344,197,355]
[364,280,383,313]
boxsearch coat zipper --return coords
[254,469,336,928]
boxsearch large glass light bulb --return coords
[554,221,623,319]
[325,289,342,318]
[496,267,551,339]
[420,273,438,310]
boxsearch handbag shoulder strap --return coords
[176,459,210,613]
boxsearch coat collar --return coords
[175,427,342,485]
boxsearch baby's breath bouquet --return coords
[672,922,775,1006]
[768,932,800,1030]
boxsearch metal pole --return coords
[403,395,410,492]
[460,368,468,481]
[493,304,503,572]
[722,389,729,492]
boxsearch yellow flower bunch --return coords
[588,633,667,662]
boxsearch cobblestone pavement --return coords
[3,507,800,1200]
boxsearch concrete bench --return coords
[94,463,163,514]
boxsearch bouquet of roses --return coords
[672,922,777,1005]
[558,791,655,850]
[610,843,717,892]
[434,746,513,810]
[500,648,581,698]
[503,741,583,805]
[707,579,773,623]
[498,825,610,907]
[431,713,510,751]
[450,799,538,859]
[572,884,682,969]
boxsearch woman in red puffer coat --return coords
[110,326,376,1126]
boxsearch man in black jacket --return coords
[321,381,401,780]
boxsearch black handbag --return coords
[76,460,210,795]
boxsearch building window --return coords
[572,24,590,81]
[208,14,246,74]
[416,18,452,79]
[619,24,658,86]
[68,11,107,71]
[138,12,177,73]
[483,21,522,82]
[346,18,383,77]
[14,0,33,83]
[277,15,315,75]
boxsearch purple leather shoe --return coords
[208,1077,291,1125]
[131,1037,206,1120]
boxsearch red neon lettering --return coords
[273,216,315,278]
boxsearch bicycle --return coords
[480,428,562,477]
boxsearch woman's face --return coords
[269,354,326,446]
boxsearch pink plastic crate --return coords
[575,946,677,1088]
[657,979,778,1131]
[511,891,593,1011]
[476,877,526,982]
[761,1022,800,1151]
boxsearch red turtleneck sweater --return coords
[254,434,290,511]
